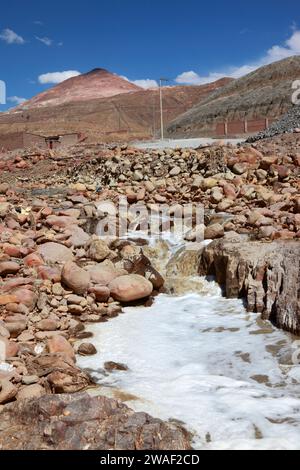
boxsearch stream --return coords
[77,232,300,450]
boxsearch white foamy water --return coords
[80,223,300,450]
[78,287,300,450]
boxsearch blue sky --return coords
[0,0,300,110]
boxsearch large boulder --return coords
[47,335,75,362]
[0,393,191,450]
[38,242,74,264]
[88,262,126,286]
[86,238,111,262]
[199,237,300,334]
[61,262,90,295]
[0,262,20,277]
[109,274,153,302]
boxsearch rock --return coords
[145,181,155,193]
[88,262,126,286]
[89,285,110,302]
[17,331,35,343]
[191,175,203,189]
[136,187,146,201]
[258,226,276,239]
[6,303,29,315]
[60,209,81,219]
[0,393,191,450]
[0,203,10,218]
[0,295,18,306]
[23,253,43,268]
[217,199,234,212]
[0,183,9,194]
[169,166,181,176]
[0,262,20,277]
[199,239,300,334]
[5,321,27,338]
[0,379,17,405]
[68,305,84,316]
[62,261,90,295]
[273,230,296,240]
[210,188,223,203]
[47,335,75,361]
[0,338,19,359]
[223,183,237,200]
[104,361,129,372]
[37,266,61,283]
[145,266,165,290]
[46,215,79,229]
[13,289,37,311]
[66,294,86,305]
[52,283,64,296]
[38,242,74,264]
[3,244,26,258]
[154,194,167,203]
[66,226,90,248]
[77,343,97,356]
[204,223,224,240]
[202,177,218,190]
[21,376,39,386]
[126,189,137,204]
[133,170,143,182]
[109,274,153,302]
[16,384,45,401]
[36,319,58,332]
[232,163,248,175]
[86,238,110,262]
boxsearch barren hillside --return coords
[167,56,300,138]
[0,77,232,142]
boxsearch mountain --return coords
[17,68,142,109]
[167,56,300,138]
[0,76,232,142]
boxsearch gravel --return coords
[247,105,300,142]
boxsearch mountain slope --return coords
[18,69,142,109]
[167,56,300,137]
[0,78,232,142]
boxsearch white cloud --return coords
[34,20,43,26]
[175,30,300,85]
[0,28,25,45]
[121,76,158,89]
[38,70,81,84]
[35,36,53,46]
[132,79,158,89]
[8,96,27,105]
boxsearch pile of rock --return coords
[0,184,163,405]
[0,393,191,450]
[67,141,300,241]
[248,105,300,142]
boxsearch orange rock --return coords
[24,253,44,268]
[0,295,18,305]
[47,335,75,361]
[37,266,62,283]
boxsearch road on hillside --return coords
[132,137,244,150]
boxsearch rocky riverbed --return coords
[0,133,299,449]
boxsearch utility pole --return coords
[159,78,168,141]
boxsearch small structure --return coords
[0,132,84,151]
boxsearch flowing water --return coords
[78,231,300,450]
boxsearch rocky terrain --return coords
[248,105,300,142]
[0,131,299,449]
[167,56,300,137]
[0,393,191,450]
